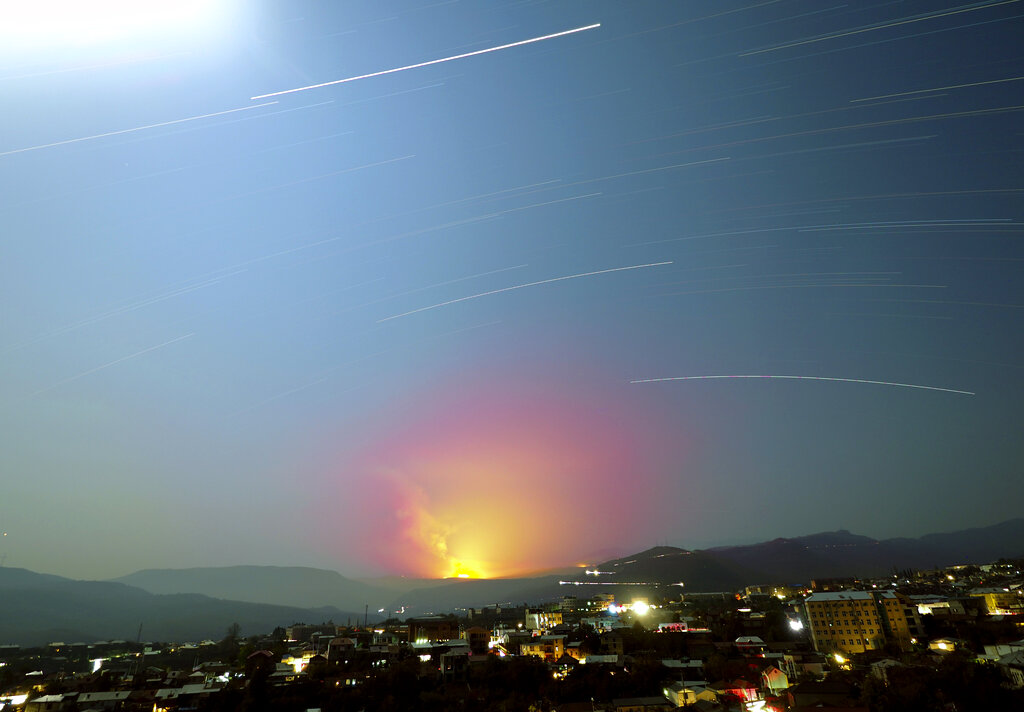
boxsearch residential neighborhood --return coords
[2,559,1022,711]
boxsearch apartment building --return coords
[804,590,922,654]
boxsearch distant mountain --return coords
[575,518,1024,591]
[590,546,761,591]
[116,565,392,613]
[0,568,365,648]
[360,576,454,594]
[13,519,1020,631]
[384,575,568,615]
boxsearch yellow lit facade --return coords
[520,635,565,661]
[804,591,920,655]
[970,589,1023,615]
[524,609,563,631]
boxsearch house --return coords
[995,650,1024,689]
[663,681,716,707]
[612,696,672,711]
[983,638,1024,658]
[928,637,968,653]
[735,636,767,655]
[461,626,490,655]
[25,694,72,712]
[706,679,759,704]
[870,658,903,685]
[75,691,131,711]
[520,635,566,662]
[441,642,472,678]
[600,633,625,657]
[408,616,457,643]
[267,662,298,686]
[660,659,704,677]
[761,666,789,694]
[786,680,857,708]
[970,588,1024,615]
[783,651,826,679]
[565,641,586,661]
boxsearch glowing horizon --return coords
[311,371,677,578]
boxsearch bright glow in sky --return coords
[0,0,228,47]
[1,1,1021,581]
[313,370,676,578]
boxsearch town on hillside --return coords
[2,559,1022,711]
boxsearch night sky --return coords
[2,1,1022,581]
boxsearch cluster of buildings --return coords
[1,561,1021,711]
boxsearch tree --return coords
[220,622,242,661]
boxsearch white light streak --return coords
[851,75,1024,103]
[628,374,974,396]
[379,261,672,322]
[0,103,278,158]
[31,333,196,396]
[2,273,238,356]
[251,23,601,99]
[740,1,1020,56]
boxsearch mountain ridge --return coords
[7,518,1017,632]
[0,567,367,648]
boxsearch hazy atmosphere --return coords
[2,1,1021,582]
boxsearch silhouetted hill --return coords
[592,546,759,591]
[580,519,1024,590]
[116,565,391,612]
[0,568,363,647]
[12,519,1020,624]
[384,575,568,615]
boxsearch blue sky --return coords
[1,0,1022,579]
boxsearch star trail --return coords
[1,0,1020,580]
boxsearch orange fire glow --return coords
[315,374,677,578]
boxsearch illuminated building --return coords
[929,637,967,653]
[804,591,922,654]
[706,679,759,705]
[524,608,563,631]
[761,666,789,695]
[565,642,585,661]
[970,588,1023,615]
[520,635,565,662]
[407,616,457,643]
[664,681,717,707]
[744,584,803,600]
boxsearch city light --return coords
[632,600,650,616]
[788,619,804,632]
